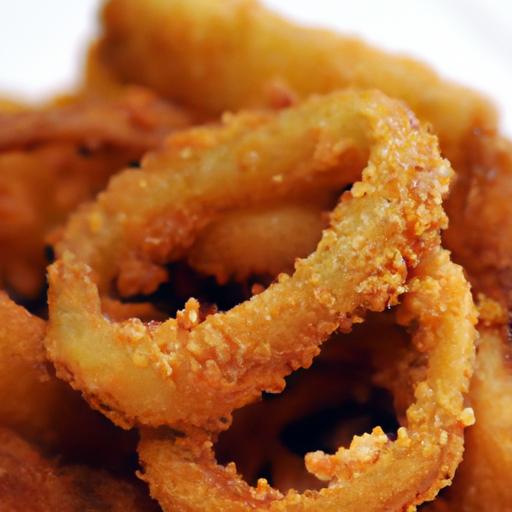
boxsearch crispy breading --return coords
[138,249,477,511]
[46,90,451,429]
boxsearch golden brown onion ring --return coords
[193,133,512,511]
[95,0,495,163]
[214,314,407,493]
[0,88,191,298]
[93,0,509,298]
[0,292,136,469]
[138,248,477,511]
[432,297,512,511]
[185,69,512,512]
[92,1,511,507]
[0,144,144,298]
[439,136,512,511]
[447,326,512,511]
[0,86,190,152]
[0,292,49,440]
[47,90,451,429]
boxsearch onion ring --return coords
[191,126,512,511]
[430,297,512,511]
[0,88,191,298]
[444,133,512,304]
[95,0,496,163]
[94,0,509,301]
[0,291,66,446]
[95,7,512,505]
[137,248,477,511]
[0,86,191,152]
[448,326,512,510]
[0,292,137,467]
[214,315,406,493]
[438,135,512,510]
[47,90,451,429]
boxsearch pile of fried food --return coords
[1,1,511,510]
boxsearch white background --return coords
[0,0,510,135]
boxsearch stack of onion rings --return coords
[47,90,452,431]
[91,2,512,509]
[2,0,510,509]
[44,89,477,511]
[138,248,476,511]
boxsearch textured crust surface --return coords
[449,326,512,512]
[440,136,512,511]
[94,4,512,508]
[47,90,451,429]
[432,298,512,512]
[138,248,477,511]
[94,0,507,292]
[3,1,507,510]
